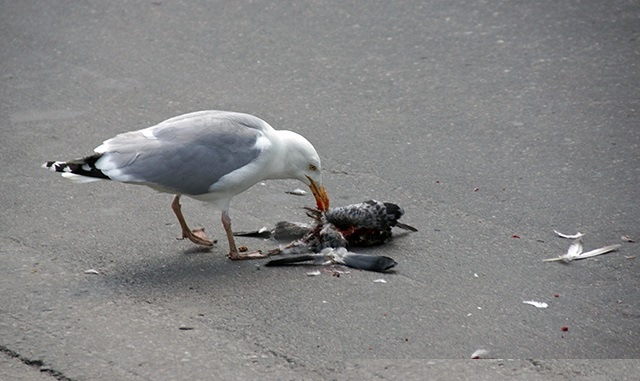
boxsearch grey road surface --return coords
[2,1,639,380]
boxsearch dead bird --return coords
[235,199,417,255]
[252,200,415,272]
[306,199,418,247]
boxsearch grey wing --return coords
[94,112,266,195]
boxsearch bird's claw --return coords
[179,227,215,246]
[227,249,266,260]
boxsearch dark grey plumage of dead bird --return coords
[235,199,417,250]
[308,199,418,247]
[233,221,313,241]
[264,247,398,272]
[236,200,416,271]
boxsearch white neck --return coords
[260,130,304,181]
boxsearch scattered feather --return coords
[621,235,635,243]
[471,349,490,359]
[554,230,585,239]
[84,269,100,275]
[523,300,548,308]
[373,279,387,283]
[285,188,308,196]
[306,270,321,276]
[266,248,396,272]
[544,235,621,262]
[574,244,622,259]
[564,238,584,259]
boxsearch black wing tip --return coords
[264,254,317,267]
[232,230,272,238]
[42,154,110,180]
[342,253,398,272]
[395,222,418,232]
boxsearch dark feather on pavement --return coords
[265,248,397,272]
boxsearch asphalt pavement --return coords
[2,0,639,380]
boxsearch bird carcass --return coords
[236,200,417,271]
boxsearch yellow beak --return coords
[306,176,330,211]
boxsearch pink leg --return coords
[171,195,214,246]
[221,210,266,260]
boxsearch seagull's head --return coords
[281,131,330,211]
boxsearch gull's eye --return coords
[308,164,317,171]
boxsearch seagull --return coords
[43,110,330,260]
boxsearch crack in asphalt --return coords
[0,344,75,381]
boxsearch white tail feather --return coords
[60,172,104,183]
